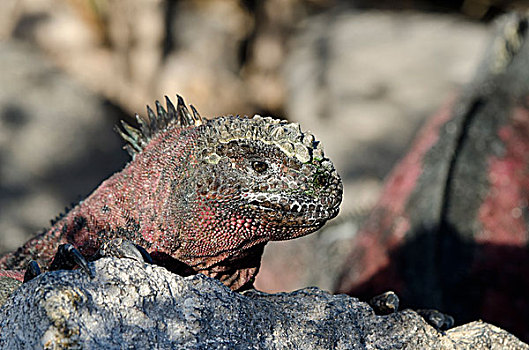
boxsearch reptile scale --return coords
[0,96,342,291]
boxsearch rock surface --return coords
[0,258,526,349]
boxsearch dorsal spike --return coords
[114,124,142,154]
[123,144,136,157]
[155,100,167,129]
[120,120,139,140]
[176,95,194,127]
[146,105,157,130]
[190,104,204,126]
[135,113,151,138]
[164,96,177,122]
[121,120,148,148]
[117,95,203,157]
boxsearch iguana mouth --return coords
[247,196,340,222]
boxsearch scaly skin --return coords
[0,96,342,291]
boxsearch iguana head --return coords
[118,96,342,266]
[194,114,342,241]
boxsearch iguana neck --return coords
[64,126,197,258]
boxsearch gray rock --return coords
[1,258,526,349]
[0,276,21,308]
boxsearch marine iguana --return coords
[0,96,342,291]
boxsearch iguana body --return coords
[0,97,342,291]
[335,13,529,340]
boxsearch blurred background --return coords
[0,0,525,293]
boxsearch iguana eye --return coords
[314,172,328,186]
[251,160,268,173]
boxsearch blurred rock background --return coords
[0,0,523,292]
